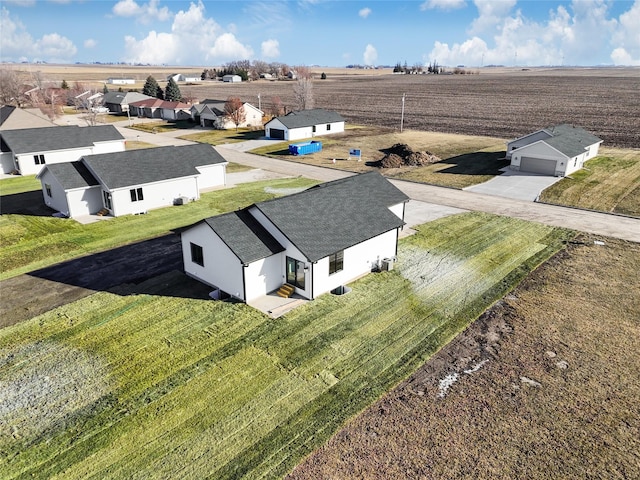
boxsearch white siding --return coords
[0,152,16,174]
[16,147,92,175]
[506,130,551,159]
[92,140,125,155]
[312,229,398,298]
[388,202,405,220]
[510,142,565,176]
[40,169,70,215]
[66,187,103,217]
[181,222,245,300]
[245,254,283,302]
[108,176,199,217]
[196,163,227,189]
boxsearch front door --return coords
[286,256,305,289]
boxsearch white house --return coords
[264,109,345,141]
[507,124,603,177]
[190,99,263,129]
[37,144,228,218]
[129,99,191,121]
[222,75,242,83]
[106,78,135,85]
[167,73,200,83]
[180,172,409,305]
[0,125,125,175]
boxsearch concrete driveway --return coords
[464,168,561,201]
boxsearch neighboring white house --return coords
[0,125,125,175]
[507,124,603,177]
[180,172,409,305]
[264,109,345,141]
[37,144,228,218]
[190,99,263,129]
[167,73,200,82]
[222,75,242,83]
[106,78,135,85]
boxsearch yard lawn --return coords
[538,147,640,217]
[179,127,265,145]
[0,177,318,280]
[0,175,40,197]
[0,212,574,479]
[249,127,510,189]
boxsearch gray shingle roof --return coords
[204,210,284,264]
[103,91,153,105]
[254,172,407,262]
[82,143,226,190]
[270,109,345,129]
[542,124,603,157]
[41,161,100,189]
[1,125,123,154]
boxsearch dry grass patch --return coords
[287,234,640,480]
[539,147,640,216]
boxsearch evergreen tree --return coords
[61,79,69,89]
[164,78,182,101]
[142,75,160,97]
[102,84,109,94]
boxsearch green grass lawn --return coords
[538,148,640,217]
[0,175,40,196]
[0,177,318,280]
[128,120,198,133]
[179,127,265,145]
[0,212,573,479]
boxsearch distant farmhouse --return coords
[167,73,200,83]
[37,144,227,219]
[507,124,603,177]
[106,77,135,85]
[0,125,125,175]
[265,109,345,141]
[222,74,242,83]
[191,99,263,129]
[180,172,408,305]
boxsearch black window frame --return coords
[130,187,144,202]
[326,123,331,131]
[103,191,112,210]
[34,154,45,165]
[45,183,52,197]
[191,242,204,267]
[328,250,344,275]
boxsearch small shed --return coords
[222,75,242,83]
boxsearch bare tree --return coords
[293,77,314,110]
[0,67,26,106]
[269,96,285,117]
[293,65,313,80]
[224,96,246,131]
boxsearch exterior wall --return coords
[92,140,126,155]
[16,147,91,175]
[312,229,398,298]
[510,142,565,176]
[506,131,551,159]
[388,202,405,220]
[107,176,199,217]
[244,254,283,303]
[280,121,346,142]
[195,163,227,189]
[40,169,70,215]
[182,222,245,299]
[243,105,263,127]
[0,152,16,174]
[66,187,103,217]
[161,109,191,121]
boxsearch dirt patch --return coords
[287,235,640,479]
[368,143,441,168]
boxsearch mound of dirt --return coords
[370,143,441,168]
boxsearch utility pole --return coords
[257,93,261,111]
[400,93,405,133]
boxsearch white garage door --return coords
[520,157,557,176]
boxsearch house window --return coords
[191,242,204,266]
[103,191,112,210]
[130,187,144,202]
[45,184,52,197]
[34,154,45,165]
[286,256,305,289]
[312,125,316,133]
[329,251,344,275]
[326,124,331,131]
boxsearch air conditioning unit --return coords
[381,257,395,271]
[174,196,191,206]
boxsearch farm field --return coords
[0,212,573,479]
[0,177,318,281]
[287,233,640,479]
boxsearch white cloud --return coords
[113,0,170,23]
[420,0,466,11]
[363,44,377,65]
[84,38,97,49]
[359,7,372,19]
[122,1,254,64]
[2,0,36,6]
[261,39,280,58]
[428,0,634,66]
[0,7,77,62]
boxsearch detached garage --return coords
[508,124,603,177]
[265,109,345,141]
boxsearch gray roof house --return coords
[190,99,263,129]
[180,172,408,306]
[103,91,154,114]
[507,124,603,177]
[0,105,55,131]
[264,108,345,141]
[0,125,125,175]
[37,144,228,219]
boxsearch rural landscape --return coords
[1,63,639,479]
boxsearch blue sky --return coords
[1,0,639,66]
